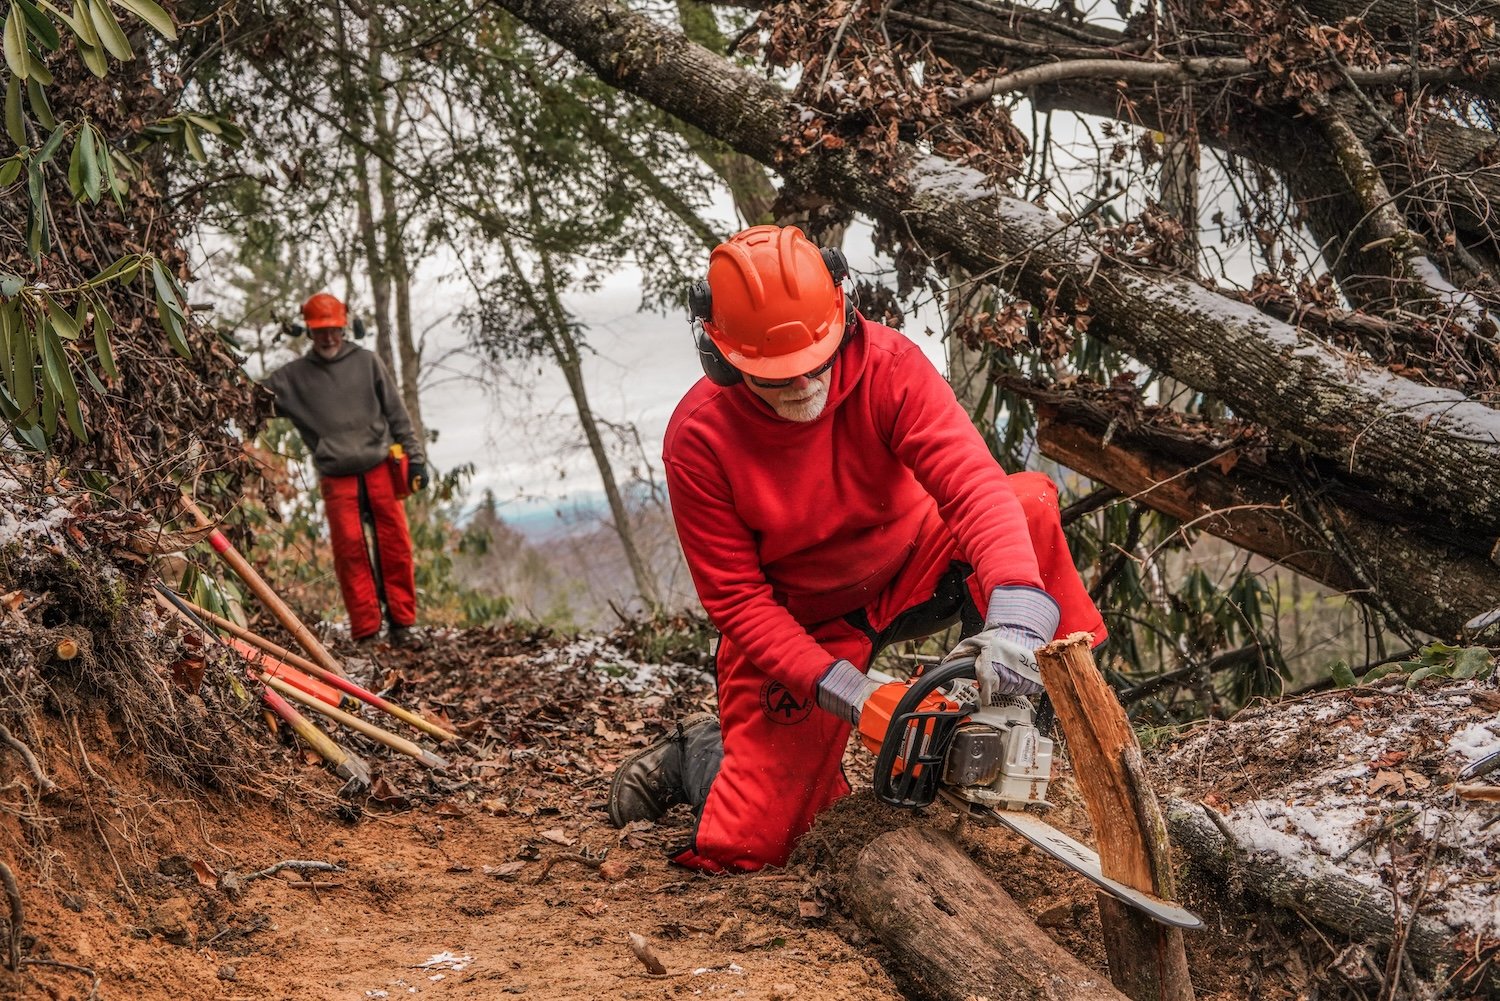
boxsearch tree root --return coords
[0,725,57,795]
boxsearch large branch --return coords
[490,0,1500,542]
[1029,402,1500,639]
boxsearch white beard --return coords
[771,381,829,422]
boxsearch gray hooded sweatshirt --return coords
[264,341,425,477]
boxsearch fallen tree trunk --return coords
[1033,410,1500,639]
[1165,800,1496,996]
[846,825,1132,1001]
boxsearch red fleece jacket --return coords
[663,317,1043,696]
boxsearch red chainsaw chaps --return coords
[674,471,1105,873]
[321,465,417,641]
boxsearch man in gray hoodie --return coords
[264,292,428,644]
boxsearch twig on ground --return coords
[1334,808,1417,864]
[19,958,101,999]
[1,861,21,972]
[0,725,58,795]
[243,859,343,882]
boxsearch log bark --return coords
[1038,636,1194,1001]
[1032,410,1500,639]
[491,0,1500,579]
[845,826,1132,1001]
[1166,800,1496,996]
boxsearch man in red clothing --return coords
[264,293,428,645]
[607,225,1106,872]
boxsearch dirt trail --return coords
[6,624,910,1001]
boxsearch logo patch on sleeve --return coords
[759,679,814,725]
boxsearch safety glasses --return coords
[745,353,836,389]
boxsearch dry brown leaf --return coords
[483,861,527,879]
[1368,769,1406,795]
[539,828,575,846]
[798,899,827,919]
[369,776,408,806]
[190,860,219,889]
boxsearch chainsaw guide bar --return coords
[941,791,1204,930]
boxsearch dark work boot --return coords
[607,713,721,828]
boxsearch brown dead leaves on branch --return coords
[752,1,1028,184]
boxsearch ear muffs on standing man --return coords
[262,292,428,646]
[607,224,1107,872]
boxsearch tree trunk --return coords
[334,1,397,377]
[845,826,1134,1001]
[370,33,427,443]
[1029,400,1500,640]
[497,170,663,610]
[489,0,1500,621]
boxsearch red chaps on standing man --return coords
[321,465,417,642]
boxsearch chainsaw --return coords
[862,658,1201,929]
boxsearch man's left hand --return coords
[943,629,1044,703]
[408,461,428,493]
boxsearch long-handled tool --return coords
[260,686,371,791]
[863,659,1202,930]
[260,674,450,770]
[153,585,358,713]
[173,592,458,744]
[155,588,434,777]
[178,492,349,679]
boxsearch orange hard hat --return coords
[702,225,846,380]
[301,292,347,330]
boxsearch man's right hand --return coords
[407,461,428,493]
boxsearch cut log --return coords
[1165,800,1496,996]
[845,825,1131,1000]
[1038,635,1195,1001]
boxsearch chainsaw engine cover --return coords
[947,699,1052,809]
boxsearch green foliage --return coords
[0,253,188,448]
[1,0,242,452]
[1361,643,1496,688]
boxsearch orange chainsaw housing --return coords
[858,679,964,774]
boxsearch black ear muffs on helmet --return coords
[689,245,856,388]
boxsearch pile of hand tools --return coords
[155,493,458,792]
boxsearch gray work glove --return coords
[943,586,1060,704]
[815,659,880,724]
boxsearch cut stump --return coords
[1038,633,1195,1001]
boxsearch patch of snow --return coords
[1449,721,1500,762]
[536,635,709,694]
[417,951,472,972]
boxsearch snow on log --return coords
[1154,683,1500,995]
[845,825,1133,1001]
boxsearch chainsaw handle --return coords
[871,657,977,809]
